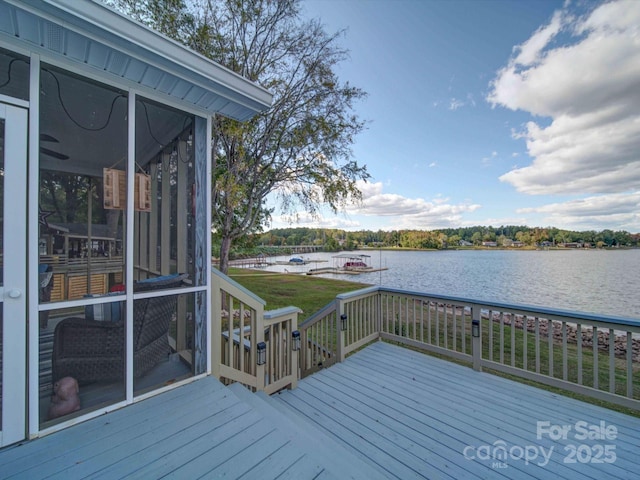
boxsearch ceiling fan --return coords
[40,133,69,160]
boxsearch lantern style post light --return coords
[472,319,480,338]
[292,330,301,351]
[257,341,267,365]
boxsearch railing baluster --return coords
[420,299,424,343]
[228,295,234,370]
[427,300,432,344]
[523,315,528,371]
[500,312,504,364]
[367,296,372,337]
[357,298,362,342]
[593,326,599,390]
[461,306,466,354]
[413,297,417,340]
[548,319,554,377]
[313,322,318,367]
[348,302,353,345]
[488,310,493,362]
[562,321,568,381]
[628,332,633,398]
[404,296,409,338]
[444,304,449,350]
[385,293,389,334]
[239,303,245,374]
[577,324,582,385]
[392,295,397,336]
[511,312,516,367]
[359,297,363,340]
[535,317,540,373]
[453,305,457,352]
[436,303,440,347]
[364,296,368,338]
[403,296,408,338]
[609,328,615,394]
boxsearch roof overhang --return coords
[0,0,272,120]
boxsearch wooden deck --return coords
[270,341,640,480]
[2,341,639,479]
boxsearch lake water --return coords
[259,249,640,320]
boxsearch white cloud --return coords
[446,93,477,111]
[512,10,564,66]
[270,211,361,230]
[345,181,481,229]
[449,98,464,111]
[488,0,640,196]
[267,181,482,230]
[517,191,640,230]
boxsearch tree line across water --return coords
[243,226,640,252]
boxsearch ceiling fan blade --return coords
[41,147,70,160]
[39,133,59,143]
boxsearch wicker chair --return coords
[52,274,188,385]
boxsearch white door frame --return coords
[0,103,28,447]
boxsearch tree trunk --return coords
[219,234,232,275]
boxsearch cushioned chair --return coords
[52,274,188,385]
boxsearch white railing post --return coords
[337,298,346,363]
[377,290,383,340]
[211,271,222,380]
[255,302,266,392]
[263,307,302,393]
[471,304,482,372]
[291,311,299,389]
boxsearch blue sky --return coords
[268,0,640,233]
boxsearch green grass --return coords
[228,268,369,321]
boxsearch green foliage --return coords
[111,0,369,274]
[253,226,640,249]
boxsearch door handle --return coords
[7,289,22,299]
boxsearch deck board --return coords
[0,377,326,480]
[272,341,640,480]
[2,341,639,479]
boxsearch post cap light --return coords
[292,330,301,351]
[257,341,267,365]
[340,314,347,331]
[472,319,480,338]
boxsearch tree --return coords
[110,0,369,273]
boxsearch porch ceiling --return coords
[0,0,272,121]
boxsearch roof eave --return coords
[6,0,272,118]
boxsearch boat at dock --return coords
[307,254,388,275]
[275,256,311,265]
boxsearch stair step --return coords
[228,383,386,480]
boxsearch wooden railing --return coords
[263,307,300,394]
[298,302,340,378]
[298,286,640,411]
[211,269,299,393]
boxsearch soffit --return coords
[0,0,272,120]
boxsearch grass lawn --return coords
[228,268,369,321]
